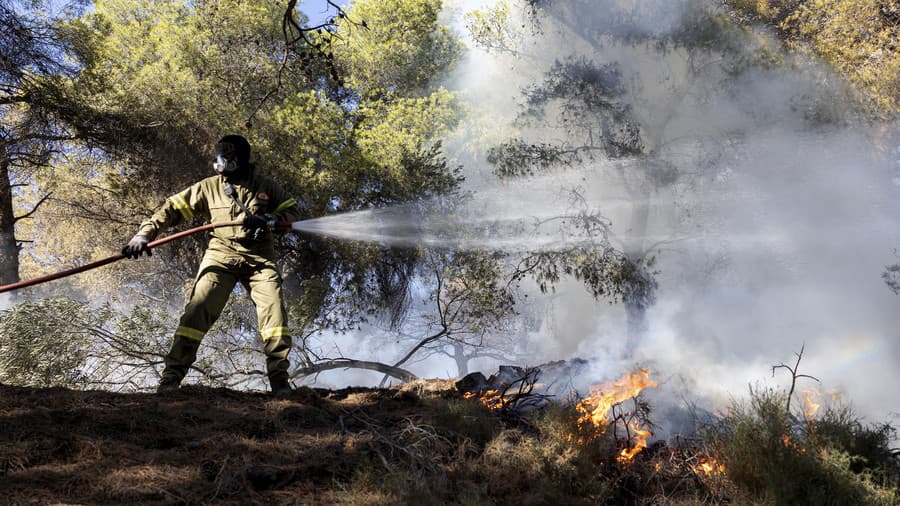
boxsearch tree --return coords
[465,0,855,350]
[386,249,518,379]
[1,0,485,388]
[723,0,899,118]
[0,0,79,287]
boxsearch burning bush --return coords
[455,366,898,505]
[704,385,899,505]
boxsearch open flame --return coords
[576,368,658,428]
[575,368,659,462]
[694,457,726,476]
[617,423,652,463]
[464,389,505,410]
[801,388,821,420]
[781,434,808,454]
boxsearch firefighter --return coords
[122,135,301,395]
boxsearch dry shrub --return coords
[399,378,458,395]
[340,463,439,506]
[467,405,613,504]
[425,397,501,448]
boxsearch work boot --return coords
[269,375,292,398]
[156,377,181,394]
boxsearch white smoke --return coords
[434,0,900,427]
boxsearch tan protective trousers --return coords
[160,243,291,385]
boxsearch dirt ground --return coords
[0,382,448,505]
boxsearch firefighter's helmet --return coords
[213,135,251,175]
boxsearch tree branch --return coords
[291,358,417,382]
[772,343,820,415]
[392,327,448,370]
[13,191,52,222]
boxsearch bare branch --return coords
[13,191,52,222]
[772,343,820,415]
[392,327,449,370]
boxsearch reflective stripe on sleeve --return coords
[171,195,194,220]
[175,326,206,341]
[261,326,289,341]
[274,198,297,213]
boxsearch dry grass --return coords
[1,380,896,505]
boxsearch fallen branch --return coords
[291,358,417,382]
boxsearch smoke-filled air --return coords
[2,0,899,502]
[442,0,900,427]
[298,0,900,429]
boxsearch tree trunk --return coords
[623,272,651,353]
[452,342,469,377]
[0,156,19,287]
[622,180,654,353]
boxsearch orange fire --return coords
[575,368,659,462]
[694,457,726,476]
[781,434,807,454]
[465,389,505,410]
[576,368,658,428]
[801,388,821,420]
[617,423,652,463]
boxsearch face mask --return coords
[213,154,238,175]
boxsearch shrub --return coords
[705,384,899,505]
[0,298,95,387]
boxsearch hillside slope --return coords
[0,382,464,505]
[1,380,896,505]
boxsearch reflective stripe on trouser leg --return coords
[161,261,238,383]
[247,262,291,381]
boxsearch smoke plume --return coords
[435,0,900,427]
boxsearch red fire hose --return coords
[0,220,243,294]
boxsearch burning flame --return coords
[464,389,505,410]
[617,423,652,463]
[575,368,659,462]
[801,388,821,420]
[576,368,658,428]
[781,434,807,454]
[694,457,726,476]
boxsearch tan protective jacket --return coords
[138,168,302,255]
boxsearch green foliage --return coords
[705,385,899,505]
[0,298,93,387]
[334,0,462,96]
[724,0,900,117]
[813,405,900,482]
[0,297,183,389]
[357,89,460,176]
[0,295,295,391]
[430,250,516,335]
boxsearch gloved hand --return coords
[122,235,151,259]
[243,214,269,241]
[271,220,292,234]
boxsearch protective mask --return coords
[213,154,238,175]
